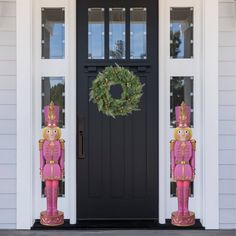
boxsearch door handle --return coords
[78,117,85,159]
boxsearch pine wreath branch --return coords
[89,64,144,118]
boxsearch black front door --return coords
[77,0,158,220]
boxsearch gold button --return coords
[181,161,185,165]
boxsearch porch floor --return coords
[0,230,235,236]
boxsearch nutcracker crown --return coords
[44,101,59,127]
[175,102,191,128]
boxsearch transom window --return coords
[88,7,147,60]
[88,8,105,59]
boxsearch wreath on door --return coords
[89,64,144,118]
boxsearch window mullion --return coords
[126,7,130,60]
[104,7,109,61]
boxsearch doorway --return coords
[76,0,158,220]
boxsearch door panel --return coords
[77,0,158,220]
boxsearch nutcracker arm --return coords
[170,140,176,179]
[190,139,196,174]
[39,139,45,171]
[59,139,65,171]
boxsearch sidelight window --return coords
[165,2,199,207]
[170,76,194,198]
[38,3,69,201]
[170,7,193,59]
[41,8,65,59]
[170,76,194,128]
[41,76,66,198]
[41,77,65,128]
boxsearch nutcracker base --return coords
[40,211,64,226]
[171,211,195,227]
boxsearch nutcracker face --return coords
[43,126,61,141]
[174,127,192,141]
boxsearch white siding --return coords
[219,0,236,229]
[0,0,16,229]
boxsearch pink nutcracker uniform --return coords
[40,140,64,181]
[170,102,196,227]
[171,140,195,181]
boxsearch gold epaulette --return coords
[170,140,176,151]
[190,139,196,150]
[39,139,44,150]
[59,139,65,149]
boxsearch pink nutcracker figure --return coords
[39,101,65,226]
[170,102,196,226]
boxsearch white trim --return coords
[202,0,219,229]
[16,0,33,229]
[166,0,202,219]
[33,0,69,220]
[159,0,202,223]
[158,0,167,224]
[32,0,77,224]
[68,0,77,225]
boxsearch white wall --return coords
[0,0,16,229]
[219,0,236,229]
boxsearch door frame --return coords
[16,0,219,229]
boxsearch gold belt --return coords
[46,160,58,164]
[175,161,189,165]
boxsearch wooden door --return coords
[77,0,158,220]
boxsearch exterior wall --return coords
[0,0,16,229]
[219,0,236,229]
[17,0,218,229]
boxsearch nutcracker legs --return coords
[45,181,53,215]
[176,182,183,215]
[183,181,190,216]
[52,180,59,215]
[176,180,190,216]
[41,179,63,226]
[45,180,59,216]
[172,180,195,226]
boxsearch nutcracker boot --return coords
[52,181,59,215]
[45,181,53,216]
[183,182,190,216]
[176,182,183,216]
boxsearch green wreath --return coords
[89,64,144,118]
